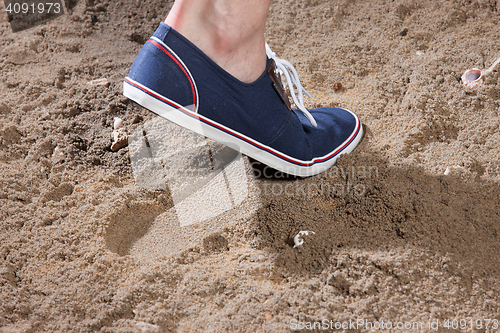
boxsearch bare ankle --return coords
[165,0,271,83]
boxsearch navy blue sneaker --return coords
[124,22,363,177]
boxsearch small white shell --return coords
[443,165,465,176]
[111,128,128,152]
[114,117,124,130]
[52,146,64,162]
[293,231,316,248]
[461,68,483,89]
[136,321,161,333]
[87,78,109,87]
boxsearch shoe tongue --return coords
[267,59,291,111]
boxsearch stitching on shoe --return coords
[307,110,356,138]
[266,112,292,146]
[149,37,199,112]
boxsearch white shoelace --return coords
[265,43,317,127]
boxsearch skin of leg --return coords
[165,0,272,83]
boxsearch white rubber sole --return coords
[124,77,363,177]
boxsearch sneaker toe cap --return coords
[294,107,360,157]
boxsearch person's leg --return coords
[165,0,271,83]
[124,0,363,177]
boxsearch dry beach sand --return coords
[1,0,500,332]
